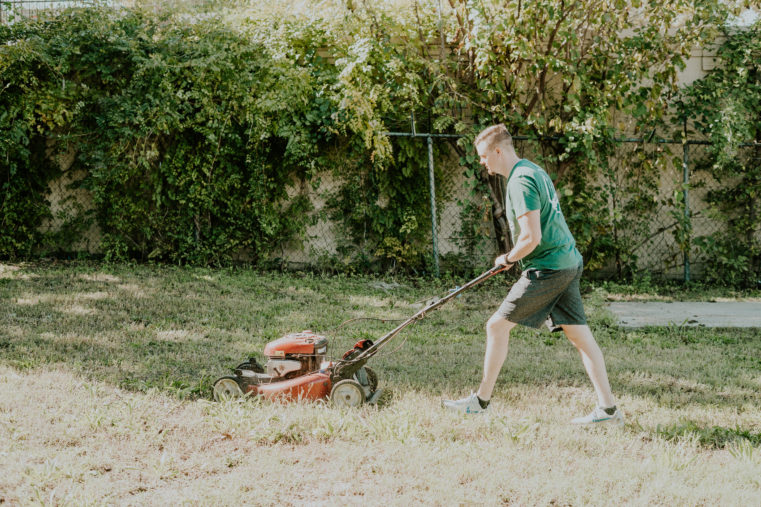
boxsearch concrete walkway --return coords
[606,302,761,328]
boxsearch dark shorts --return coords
[497,263,587,332]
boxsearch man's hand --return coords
[494,254,512,268]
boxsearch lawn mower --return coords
[212,264,512,407]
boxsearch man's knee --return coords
[486,313,516,337]
[561,324,595,346]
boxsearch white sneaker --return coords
[442,392,488,414]
[571,405,624,426]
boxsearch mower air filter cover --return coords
[263,330,329,357]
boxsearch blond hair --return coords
[474,124,512,150]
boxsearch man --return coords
[443,124,623,425]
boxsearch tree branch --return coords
[525,1,574,117]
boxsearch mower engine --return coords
[262,331,329,379]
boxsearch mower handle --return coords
[401,262,512,321]
[334,263,514,373]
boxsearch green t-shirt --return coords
[505,159,582,271]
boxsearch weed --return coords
[727,439,759,463]
[655,420,761,449]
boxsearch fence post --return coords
[427,135,440,277]
[682,129,691,283]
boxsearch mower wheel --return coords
[212,376,244,401]
[330,379,365,408]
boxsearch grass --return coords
[1,261,760,505]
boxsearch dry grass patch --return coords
[605,293,675,302]
[15,293,55,306]
[0,263,39,280]
[79,273,122,283]
[0,366,230,504]
[156,329,198,342]
[2,366,760,505]
[57,303,98,316]
[117,283,150,298]
[79,291,111,301]
[713,296,761,303]
[16,290,110,307]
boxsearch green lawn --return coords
[1,262,760,505]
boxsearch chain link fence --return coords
[277,135,760,282]
[37,130,754,281]
[687,143,761,283]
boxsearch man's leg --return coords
[443,312,516,413]
[561,324,615,408]
[476,313,517,401]
[443,266,560,413]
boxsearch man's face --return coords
[476,141,500,176]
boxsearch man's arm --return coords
[495,209,541,266]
